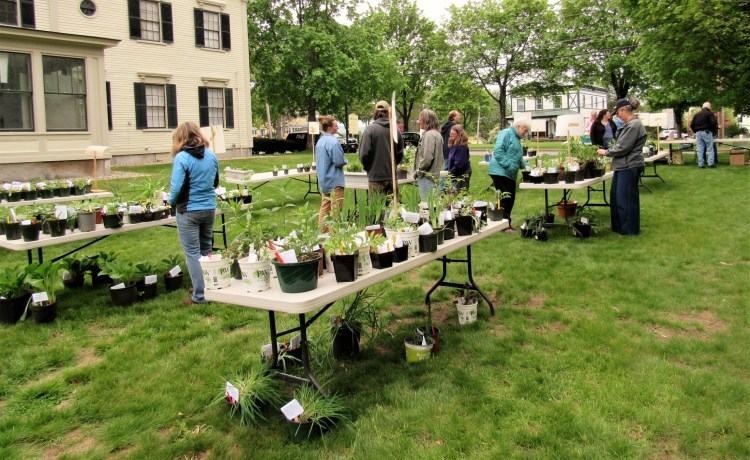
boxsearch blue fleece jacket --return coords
[169,145,219,213]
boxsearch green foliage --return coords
[293,384,350,431]
[332,290,384,343]
[99,260,140,286]
[26,260,62,304]
[344,160,363,172]
[212,364,283,426]
[133,261,157,279]
[0,265,33,299]
[160,254,183,273]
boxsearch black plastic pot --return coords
[164,272,184,291]
[436,227,444,245]
[370,251,393,269]
[521,170,532,183]
[103,213,123,229]
[74,186,86,195]
[128,213,142,224]
[487,208,504,222]
[0,294,31,324]
[62,271,85,288]
[22,190,38,201]
[443,219,455,240]
[416,325,441,354]
[573,222,592,238]
[287,420,324,443]
[543,172,559,184]
[474,204,488,224]
[6,193,22,202]
[38,189,54,199]
[272,254,321,293]
[545,213,555,224]
[78,212,96,232]
[169,207,176,217]
[535,229,549,242]
[4,222,21,240]
[564,171,576,184]
[584,162,596,179]
[91,267,113,286]
[136,279,158,300]
[57,187,71,197]
[418,232,438,253]
[594,167,605,177]
[110,283,138,307]
[393,245,408,263]
[331,254,358,282]
[153,209,165,220]
[575,169,586,182]
[141,212,154,222]
[21,223,40,241]
[456,215,474,236]
[521,227,534,239]
[332,321,362,360]
[30,302,57,324]
[48,219,67,237]
[531,175,544,184]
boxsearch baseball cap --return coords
[375,100,390,112]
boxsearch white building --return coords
[0,0,252,180]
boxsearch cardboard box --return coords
[729,153,746,166]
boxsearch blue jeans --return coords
[417,176,437,201]
[176,210,215,302]
[696,130,715,167]
[610,167,644,236]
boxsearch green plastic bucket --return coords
[404,337,433,362]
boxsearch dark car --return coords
[402,132,420,147]
[285,132,311,152]
[334,133,359,153]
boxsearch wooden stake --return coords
[389,91,398,211]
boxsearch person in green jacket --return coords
[488,118,530,233]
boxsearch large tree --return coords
[427,73,495,138]
[448,0,559,123]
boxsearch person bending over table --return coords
[169,121,219,305]
[597,98,646,236]
[316,115,347,232]
[447,124,472,192]
[488,118,530,233]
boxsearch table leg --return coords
[424,245,495,316]
[639,169,653,193]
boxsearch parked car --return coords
[333,133,359,153]
[402,132,420,147]
[285,132,311,152]
[659,129,689,140]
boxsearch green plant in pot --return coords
[286,384,350,443]
[212,363,283,426]
[237,216,274,293]
[323,225,360,283]
[25,260,61,324]
[90,250,118,285]
[572,207,602,239]
[134,261,159,300]
[161,254,185,291]
[488,190,511,222]
[330,290,383,360]
[99,260,140,307]
[272,203,324,293]
[60,254,96,288]
[455,283,479,326]
[102,202,124,228]
[0,265,34,324]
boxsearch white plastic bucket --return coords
[397,230,420,259]
[238,258,271,292]
[199,256,232,289]
[456,302,478,325]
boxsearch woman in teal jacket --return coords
[488,119,529,232]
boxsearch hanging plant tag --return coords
[281,399,304,421]
[215,186,227,195]
[225,381,240,405]
[418,222,433,235]
[32,292,49,304]
[112,283,126,289]
[145,275,157,285]
[581,217,589,225]
[169,265,182,277]
[275,249,297,264]
[289,334,301,349]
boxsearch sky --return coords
[353,0,469,23]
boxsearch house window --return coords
[535,97,543,110]
[0,51,33,131]
[128,0,173,43]
[582,95,586,107]
[198,86,234,128]
[553,96,561,109]
[516,99,525,112]
[43,56,87,131]
[194,9,231,51]
[0,0,35,28]
[133,82,177,129]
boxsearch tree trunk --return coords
[307,97,316,151]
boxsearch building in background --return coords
[0,0,252,180]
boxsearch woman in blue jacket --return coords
[488,118,529,232]
[169,122,219,304]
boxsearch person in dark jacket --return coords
[358,100,404,197]
[590,109,617,148]
[689,102,719,168]
[447,124,472,191]
[168,121,219,304]
[439,110,461,169]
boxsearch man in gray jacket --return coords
[359,100,404,196]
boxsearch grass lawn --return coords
[1,153,748,458]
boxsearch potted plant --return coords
[72,178,88,195]
[4,213,21,240]
[282,164,289,175]
[213,364,283,426]
[531,212,549,242]
[455,200,479,236]
[36,182,53,199]
[286,384,350,443]
[383,212,418,259]
[134,261,159,300]
[324,226,360,283]
[21,182,37,201]
[455,283,479,326]
[303,163,311,172]
[556,199,578,219]
[162,254,185,291]
[330,290,383,360]
[404,331,434,363]
[272,203,324,293]
[26,260,62,324]
[20,215,41,242]
[77,203,97,232]
[0,265,33,324]
[102,202,124,228]
[89,251,117,285]
[99,260,140,307]
[272,165,279,176]
[572,207,600,239]
[60,254,94,288]
[487,190,511,222]
[46,212,68,238]
[296,163,304,173]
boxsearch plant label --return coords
[9,209,16,221]
[54,205,67,220]
[215,186,227,196]
[169,266,182,277]
[581,217,589,225]
[225,381,240,405]
[276,249,297,264]
[289,334,301,349]
[32,292,49,304]
[281,399,304,421]
[112,283,126,289]
[21,219,31,225]
[261,343,279,360]
[145,275,158,285]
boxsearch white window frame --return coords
[207,87,224,126]
[516,98,525,112]
[535,97,543,110]
[203,11,221,50]
[139,0,161,42]
[145,83,166,128]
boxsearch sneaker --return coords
[183,297,209,305]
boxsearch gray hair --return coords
[419,109,440,131]
[513,118,530,131]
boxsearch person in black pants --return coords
[487,118,530,233]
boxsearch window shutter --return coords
[198,87,208,127]
[224,88,234,129]
[161,3,173,43]
[134,82,147,129]
[106,81,113,131]
[194,9,204,47]
[20,0,35,28]
[220,13,231,51]
[127,0,141,39]
[166,84,178,129]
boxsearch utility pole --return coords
[265,103,273,138]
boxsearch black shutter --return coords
[224,88,234,129]
[161,3,173,43]
[198,87,209,127]
[127,0,141,39]
[220,13,231,51]
[20,0,35,28]
[106,81,113,130]
[134,82,147,129]
[194,9,204,47]
[166,84,178,129]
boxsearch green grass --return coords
[1,154,748,458]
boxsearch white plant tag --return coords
[169,265,182,277]
[394,234,404,248]
[418,222,433,235]
[145,275,157,285]
[161,191,169,201]
[9,209,16,221]
[225,381,240,405]
[581,217,589,225]
[54,205,67,220]
[112,283,126,289]
[128,205,142,214]
[445,210,453,220]
[281,399,304,421]
[289,334,301,349]
[520,222,527,230]
[365,224,381,231]
[21,219,31,225]
[215,186,227,195]
[32,292,49,304]
[276,249,297,264]
[404,211,420,224]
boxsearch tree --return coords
[448,0,559,123]
[427,73,495,138]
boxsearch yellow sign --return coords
[347,114,359,134]
[308,121,320,135]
